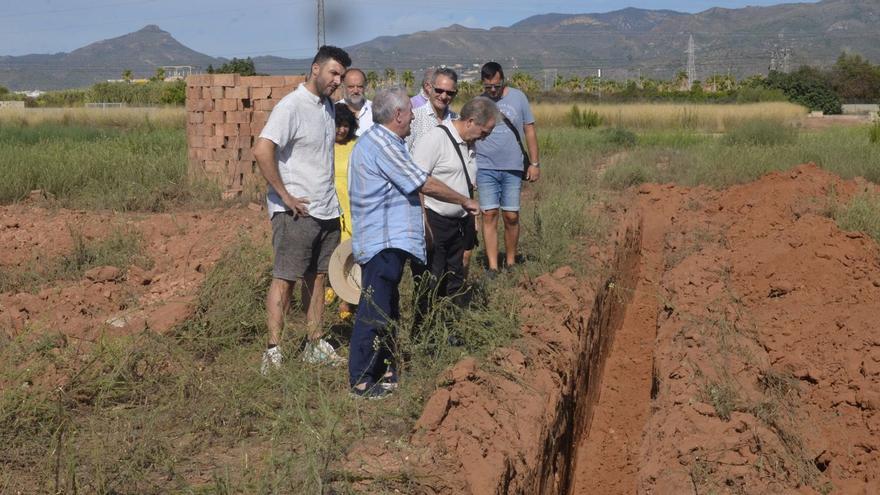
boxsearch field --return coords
[1,104,880,493]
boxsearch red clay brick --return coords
[261,76,284,87]
[239,76,263,87]
[188,135,205,148]
[284,75,305,85]
[210,86,224,99]
[187,74,212,86]
[211,73,239,87]
[188,112,204,124]
[237,123,252,135]
[214,99,238,111]
[240,148,255,161]
[225,112,250,124]
[255,99,277,112]
[275,86,297,98]
[251,87,271,100]
[204,135,225,148]
[193,99,213,112]
[225,86,250,99]
[204,111,224,124]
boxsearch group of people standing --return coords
[253,46,540,399]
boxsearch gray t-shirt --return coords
[475,87,534,172]
[260,83,339,220]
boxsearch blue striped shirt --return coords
[348,124,429,264]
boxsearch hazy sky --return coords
[1,0,813,58]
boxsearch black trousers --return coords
[413,210,469,335]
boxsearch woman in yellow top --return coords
[330,103,358,319]
[334,103,358,240]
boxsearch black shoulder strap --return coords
[500,114,530,163]
[481,91,530,163]
[437,124,474,198]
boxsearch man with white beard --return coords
[339,68,373,136]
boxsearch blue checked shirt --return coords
[348,124,429,264]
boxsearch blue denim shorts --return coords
[476,169,523,212]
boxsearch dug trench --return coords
[344,164,880,494]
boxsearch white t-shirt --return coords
[412,122,475,218]
[260,83,339,220]
[337,99,373,136]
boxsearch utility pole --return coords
[316,0,326,50]
[686,34,696,90]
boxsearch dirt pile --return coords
[0,205,266,342]
[633,164,880,493]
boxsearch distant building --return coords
[15,90,45,98]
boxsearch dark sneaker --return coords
[379,369,399,391]
[350,382,393,400]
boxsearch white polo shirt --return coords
[412,122,475,218]
[260,83,339,220]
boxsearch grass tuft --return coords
[834,193,880,242]
[722,119,798,146]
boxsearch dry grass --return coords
[0,107,185,129]
[533,102,807,131]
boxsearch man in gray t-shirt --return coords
[474,62,541,274]
[253,45,351,373]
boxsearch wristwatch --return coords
[530,162,540,168]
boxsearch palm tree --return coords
[366,71,379,90]
[121,69,133,83]
[384,68,397,86]
[402,70,415,91]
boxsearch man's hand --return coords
[462,198,480,215]
[526,165,541,182]
[282,193,310,217]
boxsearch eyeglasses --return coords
[432,87,458,97]
[483,83,504,90]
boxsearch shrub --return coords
[601,127,637,147]
[765,68,842,115]
[722,119,798,146]
[870,118,880,145]
[569,105,602,128]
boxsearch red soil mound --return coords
[0,205,267,342]
[634,164,880,493]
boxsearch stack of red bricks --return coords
[186,73,306,199]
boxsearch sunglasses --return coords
[483,83,504,90]
[432,87,458,97]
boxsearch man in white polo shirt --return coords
[339,68,373,136]
[411,97,497,335]
[253,45,351,373]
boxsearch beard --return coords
[347,93,364,106]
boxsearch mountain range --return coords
[2,0,879,90]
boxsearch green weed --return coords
[834,193,880,242]
[722,119,798,146]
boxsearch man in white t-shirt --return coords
[339,68,373,136]
[411,97,497,337]
[253,45,351,373]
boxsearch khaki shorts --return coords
[271,212,341,281]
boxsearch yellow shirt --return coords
[334,140,356,240]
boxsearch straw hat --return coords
[328,239,362,305]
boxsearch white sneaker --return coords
[260,346,283,375]
[302,338,346,367]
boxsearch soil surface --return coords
[0,204,267,343]
[570,164,880,494]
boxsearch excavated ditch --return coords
[344,164,880,494]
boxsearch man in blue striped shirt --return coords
[348,87,479,399]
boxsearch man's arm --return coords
[523,122,541,182]
[420,176,479,215]
[253,137,310,216]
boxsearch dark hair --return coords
[481,61,504,81]
[431,67,458,85]
[312,45,351,68]
[334,103,358,141]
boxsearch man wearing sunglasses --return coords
[475,61,540,275]
[406,67,459,151]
